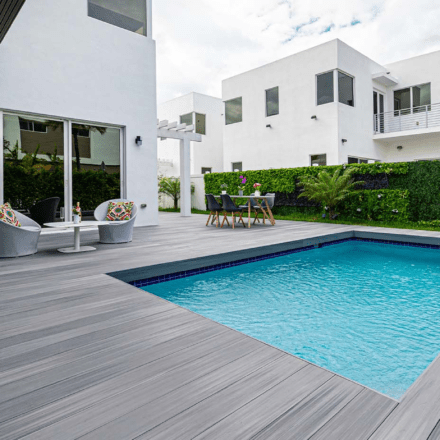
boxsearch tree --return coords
[298,167,363,219]
[158,175,194,210]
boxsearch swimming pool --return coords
[141,240,440,399]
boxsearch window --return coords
[394,84,430,115]
[19,119,47,133]
[225,97,242,125]
[201,167,212,174]
[317,72,334,105]
[413,83,431,113]
[195,113,206,135]
[180,113,193,127]
[311,154,326,166]
[348,157,368,164]
[232,162,242,172]
[394,88,411,115]
[88,0,147,36]
[266,87,279,117]
[338,72,354,106]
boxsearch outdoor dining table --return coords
[215,195,276,228]
[44,220,108,253]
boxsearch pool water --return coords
[142,241,440,399]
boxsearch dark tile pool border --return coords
[125,236,440,288]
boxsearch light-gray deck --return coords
[1,213,440,439]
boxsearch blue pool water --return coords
[142,241,440,399]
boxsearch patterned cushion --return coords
[106,201,134,221]
[0,203,21,227]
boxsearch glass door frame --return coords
[373,90,385,133]
[0,109,126,219]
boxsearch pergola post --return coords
[179,138,191,217]
[157,120,201,218]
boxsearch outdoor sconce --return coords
[397,145,403,150]
[266,124,272,128]
[341,139,347,144]
[135,136,142,146]
[311,115,317,120]
[141,203,147,208]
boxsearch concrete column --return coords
[180,138,191,216]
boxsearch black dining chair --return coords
[205,194,223,227]
[220,194,246,229]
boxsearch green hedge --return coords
[204,162,408,195]
[204,161,440,222]
[4,163,120,210]
[339,190,409,222]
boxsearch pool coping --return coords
[108,228,440,405]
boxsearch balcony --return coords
[373,103,440,136]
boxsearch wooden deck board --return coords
[1,213,440,439]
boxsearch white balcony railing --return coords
[373,103,440,134]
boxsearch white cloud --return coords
[154,0,440,104]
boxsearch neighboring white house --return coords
[157,92,224,177]
[0,0,158,226]
[157,92,223,210]
[222,39,440,170]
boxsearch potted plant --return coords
[72,203,81,224]
[221,183,228,194]
[253,182,261,197]
[238,176,246,196]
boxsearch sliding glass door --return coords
[1,111,124,221]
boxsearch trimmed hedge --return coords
[204,161,440,222]
[4,163,120,210]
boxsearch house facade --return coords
[222,39,440,171]
[0,0,158,226]
[157,92,224,178]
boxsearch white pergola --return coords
[157,120,202,216]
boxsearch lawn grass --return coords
[159,207,440,232]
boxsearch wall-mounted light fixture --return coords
[135,136,142,146]
[341,139,347,144]
[397,145,403,150]
[266,124,272,128]
[311,115,317,120]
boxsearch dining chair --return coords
[205,194,224,227]
[220,194,246,229]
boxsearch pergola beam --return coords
[157,127,201,142]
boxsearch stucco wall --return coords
[0,0,157,226]
[157,92,223,178]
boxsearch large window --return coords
[348,156,368,164]
[225,97,242,125]
[88,0,147,36]
[180,113,193,127]
[266,87,279,117]
[394,84,430,115]
[317,72,334,105]
[195,113,206,135]
[338,72,354,106]
[311,154,326,166]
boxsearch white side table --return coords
[44,221,109,253]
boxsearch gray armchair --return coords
[94,199,138,244]
[0,211,41,258]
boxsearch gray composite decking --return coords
[1,212,440,439]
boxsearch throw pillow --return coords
[0,203,21,227]
[106,201,134,221]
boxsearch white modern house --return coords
[222,39,440,170]
[157,92,223,210]
[0,0,158,226]
[157,92,223,177]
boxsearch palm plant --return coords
[158,175,195,210]
[298,167,363,219]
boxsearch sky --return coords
[153,0,440,105]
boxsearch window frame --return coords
[394,83,431,115]
[338,70,355,107]
[231,162,242,172]
[310,154,327,166]
[265,86,279,117]
[195,113,206,135]
[201,167,212,174]
[316,70,335,106]
[225,97,243,125]
[19,120,48,133]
